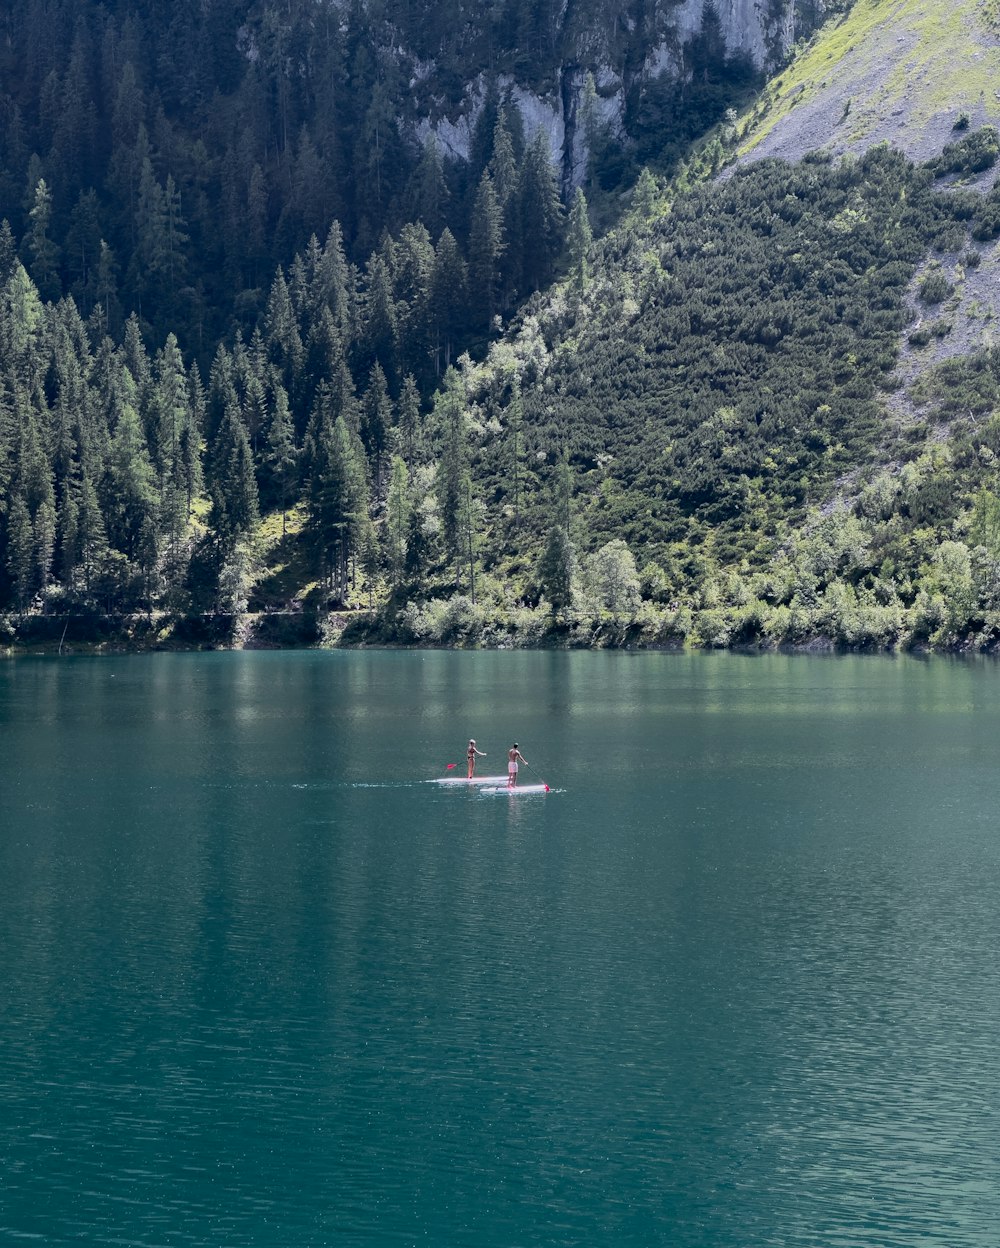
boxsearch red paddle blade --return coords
[446,763,457,769]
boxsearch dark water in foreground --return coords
[1,651,999,1246]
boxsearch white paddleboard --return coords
[479,783,551,794]
[431,775,511,786]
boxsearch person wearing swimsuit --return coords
[467,739,486,778]
[507,743,527,788]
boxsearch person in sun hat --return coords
[467,739,487,778]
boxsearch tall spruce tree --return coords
[385,455,411,586]
[468,172,504,331]
[210,401,259,549]
[24,179,61,302]
[430,228,467,374]
[306,412,367,600]
[104,401,157,562]
[517,131,563,294]
[263,375,298,533]
[538,525,576,618]
[362,362,393,495]
[434,370,469,582]
[566,187,593,294]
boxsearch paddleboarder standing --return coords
[507,743,527,788]
[467,739,487,778]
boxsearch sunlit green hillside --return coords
[740,0,1000,166]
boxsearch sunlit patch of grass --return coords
[257,504,306,543]
[739,0,1000,157]
[885,1,998,118]
[187,493,212,536]
[250,506,314,607]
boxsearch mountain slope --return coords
[9,0,1000,653]
[359,0,1000,652]
[739,0,1000,166]
[731,0,1000,454]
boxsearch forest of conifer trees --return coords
[1,0,769,641]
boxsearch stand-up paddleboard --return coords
[431,775,511,786]
[479,783,551,794]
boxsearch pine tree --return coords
[152,332,192,548]
[184,362,206,518]
[537,524,576,618]
[2,265,46,390]
[94,240,122,334]
[458,470,482,602]
[306,413,367,600]
[264,375,298,534]
[507,377,525,523]
[317,221,357,344]
[566,187,593,294]
[517,131,564,294]
[104,401,157,561]
[24,179,61,302]
[469,76,501,175]
[355,69,404,230]
[290,126,329,248]
[163,174,189,304]
[361,250,399,383]
[430,228,467,374]
[434,370,468,578]
[357,512,380,608]
[65,190,103,312]
[73,468,107,591]
[362,362,393,494]
[247,163,269,284]
[210,402,259,548]
[579,72,600,188]
[7,493,35,612]
[403,497,431,589]
[132,158,177,312]
[392,222,435,383]
[385,454,411,585]
[410,134,449,239]
[0,220,17,281]
[490,108,520,309]
[34,498,56,594]
[58,487,81,587]
[109,63,146,221]
[326,337,361,433]
[121,314,153,411]
[397,373,423,465]
[632,166,658,218]
[263,267,305,400]
[490,109,519,212]
[552,452,574,536]
[468,172,504,330]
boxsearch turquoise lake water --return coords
[2,651,999,1246]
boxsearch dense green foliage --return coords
[368,140,1000,650]
[3,1,999,651]
[0,0,781,635]
[0,0,772,356]
[0,2,579,362]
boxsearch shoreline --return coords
[0,611,990,660]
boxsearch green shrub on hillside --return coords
[927,126,1000,178]
[918,268,954,304]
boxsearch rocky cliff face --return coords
[406,0,833,188]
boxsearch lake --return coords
[2,651,999,1246]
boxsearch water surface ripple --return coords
[1,652,999,1245]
